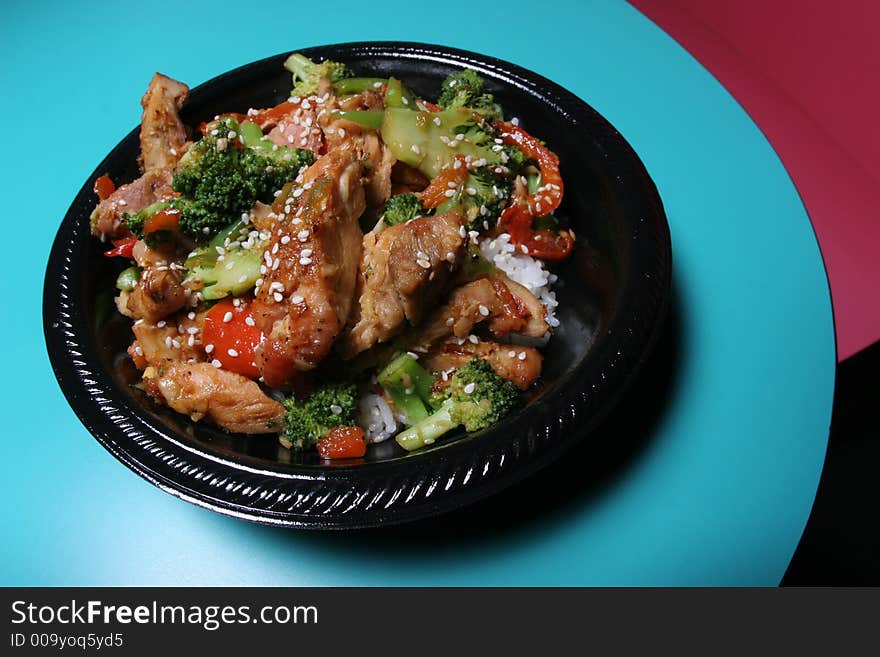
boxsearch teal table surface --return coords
[0,0,834,585]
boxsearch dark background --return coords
[783,339,880,584]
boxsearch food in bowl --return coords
[89,53,576,459]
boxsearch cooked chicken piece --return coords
[390,161,430,195]
[139,73,189,172]
[128,311,208,369]
[120,240,188,323]
[266,102,324,154]
[422,339,542,390]
[339,210,467,359]
[406,275,549,352]
[142,362,284,434]
[251,145,367,386]
[90,168,174,239]
[249,201,275,233]
[320,88,394,208]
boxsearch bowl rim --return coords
[43,41,672,529]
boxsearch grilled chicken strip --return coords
[90,168,173,239]
[139,73,189,172]
[127,310,209,369]
[422,339,542,390]
[142,362,284,434]
[118,240,188,323]
[339,210,467,359]
[321,88,395,207]
[406,275,549,353]
[251,145,367,386]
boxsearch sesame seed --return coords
[338,128,346,138]
[468,334,479,344]
[301,248,313,257]
[211,359,222,368]
[478,305,490,316]
[299,257,312,265]
[187,311,195,320]
[187,327,199,335]
[466,187,476,196]
[433,116,442,126]
[508,350,517,357]
[444,189,456,198]
[445,317,454,326]
[298,229,310,241]
[406,351,420,360]
[223,312,233,323]
[281,235,291,244]
[417,258,431,269]
[447,181,458,189]
[157,320,166,328]
[410,144,420,154]
[330,404,343,415]
[245,316,255,326]
[273,291,283,302]
[463,383,476,394]
[227,348,239,358]
[205,344,215,354]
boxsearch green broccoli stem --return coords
[384,77,415,109]
[237,121,265,149]
[395,400,457,451]
[283,53,313,80]
[387,389,430,425]
[334,77,386,95]
[115,266,141,291]
[331,110,384,129]
[378,352,437,425]
[378,353,434,403]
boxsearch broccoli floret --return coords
[171,117,313,240]
[280,382,359,451]
[377,353,436,424]
[444,358,517,430]
[439,165,513,230]
[438,69,502,120]
[382,193,427,226]
[395,358,517,451]
[284,53,353,97]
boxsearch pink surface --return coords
[631,0,880,360]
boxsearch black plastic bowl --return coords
[44,42,671,529]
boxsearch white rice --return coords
[358,392,397,443]
[479,232,560,329]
